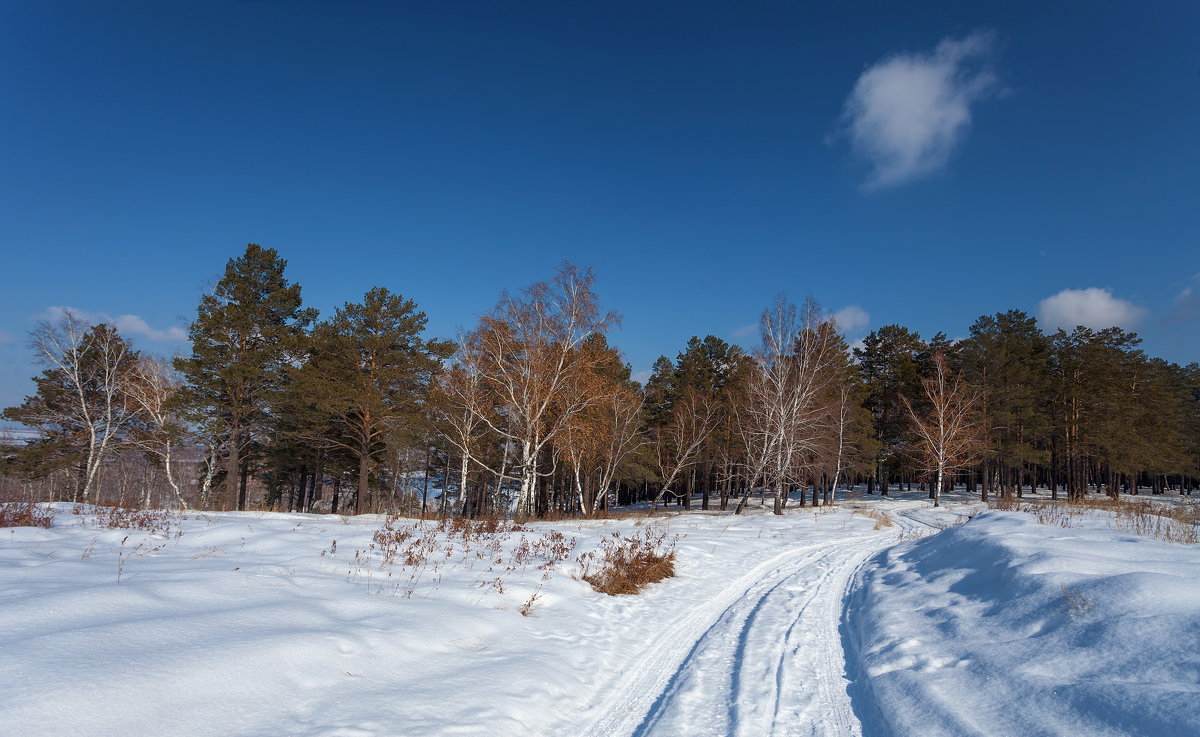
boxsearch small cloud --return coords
[111,314,187,342]
[838,30,1002,189]
[1169,274,1200,323]
[730,323,757,339]
[43,306,187,343]
[0,331,14,345]
[832,305,870,334]
[630,369,652,386]
[1037,288,1148,331]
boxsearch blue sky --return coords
[1,1,1197,410]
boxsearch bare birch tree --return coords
[742,297,840,514]
[903,352,984,507]
[650,387,718,508]
[3,311,140,503]
[125,355,190,509]
[556,336,645,513]
[457,263,619,519]
[431,354,510,516]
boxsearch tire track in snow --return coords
[572,504,935,737]
[631,538,880,737]
[569,536,867,737]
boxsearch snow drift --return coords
[846,509,1200,737]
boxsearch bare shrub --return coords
[0,502,54,529]
[85,506,184,538]
[359,512,577,601]
[519,588,542,616]
[577,525,677,596]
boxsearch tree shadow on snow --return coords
[840,550,896,737]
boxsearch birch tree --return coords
[554,335,644,513]
[457,263,618,519]
[743,296,840,514]
[3,312,140,503]
[649,386,717,508]
[125,355,190,509]
[431,352,507,517]
[903,352,984,506]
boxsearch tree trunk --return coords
[238,463,249,510]
[163,442,186,510]
[356,444,369,515]
[459,452,471,517]
[226,425,240,511]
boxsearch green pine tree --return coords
[290,286,452,514]
[174,244,316,510]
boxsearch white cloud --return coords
[832,305,870,334]
[44,306,187,343]
[630,369,652,386]
[0,331,14,345]
[839,30,1001,189]
[1168,274,1200,323]
[1037,288,1148,331]
[730,322,757,339]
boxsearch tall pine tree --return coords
[175,244,315,510]
[290,287,451,514]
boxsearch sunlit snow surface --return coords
[0,503,881,737]
[847,507,1200,737]
[2,495,1199,737]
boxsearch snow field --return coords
[846,508,1200,737]
[7,494,1197,737]
[0,504,889,737]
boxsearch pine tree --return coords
[1051,327,1154,499]
[291,287,452,514]
[855,325,925,495]
[671,335,751,509]
[174,244,315,510]
[959,310,1053,499]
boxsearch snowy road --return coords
[571,506,936,737]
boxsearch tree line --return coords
[3,244,1198,515]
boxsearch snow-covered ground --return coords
[2,492,1198,737]
[846,503,1200,737]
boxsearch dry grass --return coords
[0,502,55,529]
[990,496,1200,545]
[1057,585,1093,620]
[577,525,677,596]
[355,512,578,600]
[849,506,893,530]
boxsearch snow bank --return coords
[846,510,1200,737]
[0,504,883,737]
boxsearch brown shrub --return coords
[578,525,677,596]
[84,506,183,537]
[0,502,54,529]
